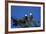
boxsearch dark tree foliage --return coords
[11,15,35,27]
[11,17,18,26]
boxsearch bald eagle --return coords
[11,13,33,27]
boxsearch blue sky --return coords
[11,6,41,21]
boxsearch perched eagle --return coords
[11,13,33,27]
